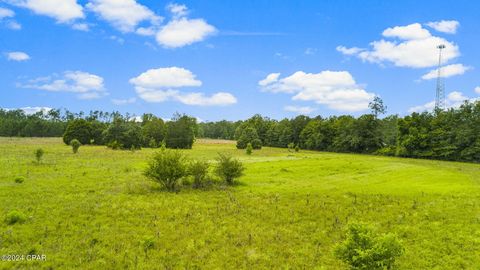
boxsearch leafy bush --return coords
[188,160,209,188]
[375,146,396,156]
[34,148,44,163]
[5,210,27,225]
[144,149,189,191]
[246,143,253,155]
[334,222,404,270]
[14,177,24,183]
[107,140,122,150]
[295,144,300,152]
[70,139,81,154]
[288,142,295,152]
[215,153,244,185]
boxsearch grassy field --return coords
[1,138,479,269]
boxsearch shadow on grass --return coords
[125,178,246,194]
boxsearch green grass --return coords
[1,137,479,269]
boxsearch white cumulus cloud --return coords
[421,64,471,80]
[338,22,460,68]
[175,92,237,106]
[0,7,21,30]
[130,67,236,106]
[156,17,216,48]
[129,67,202,88]
[21,106,53,115]
[284,105,316,115]
[382,23,431,40]
[167,3,188,18]
[19,71,107,100]
[6,20,21,29]
[72,23,89,31]
[9,0,84,22]
[6,51,30,61]
[336,46,364,55]
[259,71,375,112]
[2,106,52,115]
[258,73,280,86]
[0,7,15,18]
[408,91,478,113]
[426,20,459,34]
[112,97,136,105]
[475,87,480,95]
[155,4,215,48]
[86,0,161,33]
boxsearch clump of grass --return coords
[14,176,24,183]
[142,237,155,257]
[246,143,253,155]
[288,143,295,152]
[70,139,81,154]
[5,210,27,225]
[34,148,44,163]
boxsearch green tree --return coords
[142,114,166,147]
[63,119,92,145]
[236,126,262,149]
[369,96,387,118]
[89,120,107,145]
[166,114,196,149]
[103,118,142,150]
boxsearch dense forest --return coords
[0,109,197,149]
[1,99,479,161]
[197,100,480,162]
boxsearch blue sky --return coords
[1,0,479,121]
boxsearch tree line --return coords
[0,109,197,149]
[198,100,480,162]
[2,99,479,162]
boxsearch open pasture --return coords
[1,138,479,269]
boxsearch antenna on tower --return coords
[435,44,446,111]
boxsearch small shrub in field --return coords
[107,140,122,150]
[288,143,295,152]
[34,148,44,163]
[70,139,81,154]
[144,149,188,191]
[148,138,157,148]
[142,237,155,253]
[334,222,404,270]
[295,145,300,152]
[14,177,24,184]
[215,153,244,185]
[246,143,253,155]
[5,210,27,225]
[189,160,209,188]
